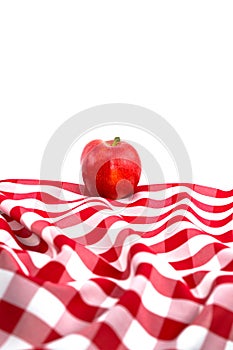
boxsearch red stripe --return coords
[93,322,122,350]
[67,292,107,322]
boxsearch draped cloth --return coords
[0,179,232,349]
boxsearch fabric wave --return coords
[0,179,232,350]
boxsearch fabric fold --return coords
[0,179,232,349]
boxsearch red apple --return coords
[81,137,141,199]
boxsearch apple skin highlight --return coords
[81,137,141,200]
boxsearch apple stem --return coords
[112,137,120,146]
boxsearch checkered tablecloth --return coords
[0,179,232,349]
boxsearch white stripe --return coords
[207,283,233,312]
[0,182,83,201]
[0,269,14,298]
[0,334,32,350]
[177,325,207,350]
[27,250,51,268]
[78,280,117,308]
[0,198,46,214]
[44,334,93,350]
[225,341,233,350]
[1,197,109,214]
[0,229,21,249]
[129,186,193,201]
[55,309,90,335]
[27,287,66,327]
[88,231,141,252]
[123,318,157,350]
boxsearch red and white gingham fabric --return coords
[0,179,232,350]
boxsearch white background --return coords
[0,1,232,190]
